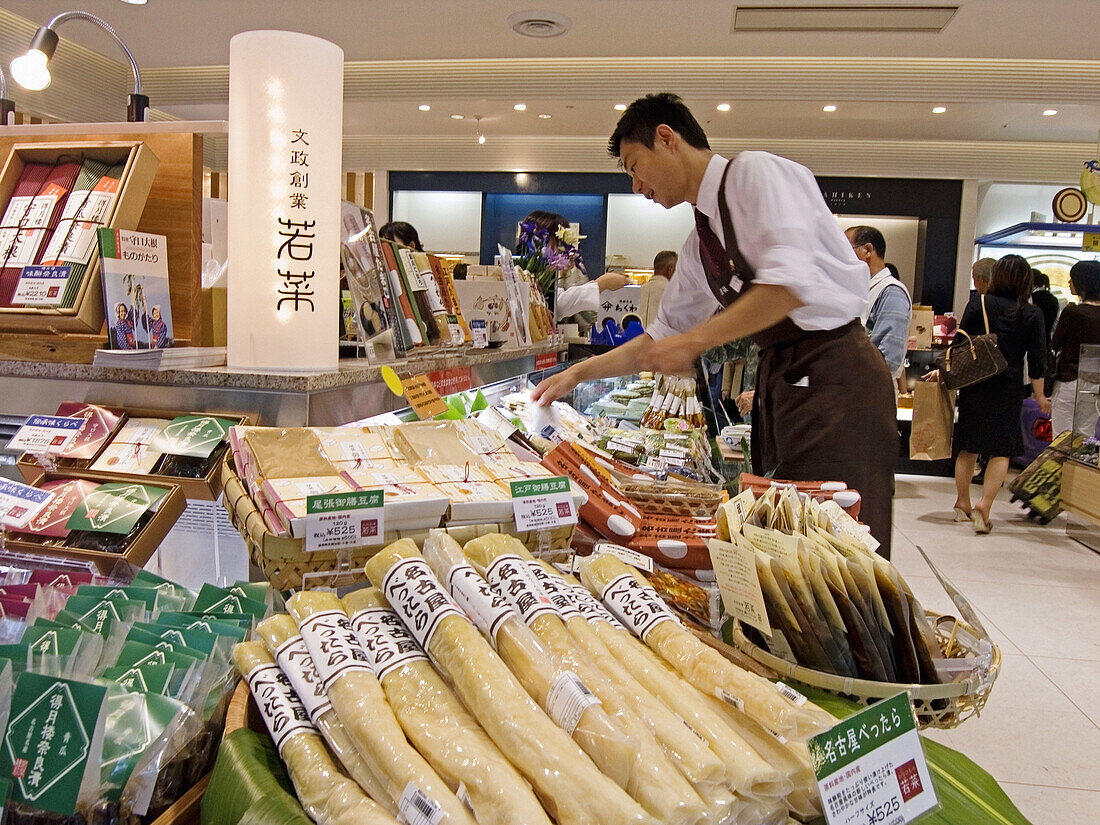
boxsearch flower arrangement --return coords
[516,221,588,300]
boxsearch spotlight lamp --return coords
[0,65,14,125]
[10,10,148,122]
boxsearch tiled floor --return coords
[891,473,1100,825]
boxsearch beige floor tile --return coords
[997,782,1100,825]
[1029,656,1100,728]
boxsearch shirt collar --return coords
[694,153,729,223]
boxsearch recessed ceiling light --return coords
[478,135,486,145]
[508,10,572,38]
[932,106,947,114]
[614,103,627,111]
[822,104,837,112]
[514,103,527,111]
[450,114,464,120]
[538,113,552,119]
[120,0,149,5]
[418,104,431,111]
[716,103,731,112]
[1043,109,1058,116]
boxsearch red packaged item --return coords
[541,441,642,540]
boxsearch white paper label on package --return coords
[398,782,445,825]
[600,573,681,642]
[382,557,465,651]
[526,563,584,620]
[296,609,374,688]
[445,562,518,645]
[348,606,429,680]
[0,226,48,267]
[274,635,334,724]
[569,583,625,629]
[546,671,601,735]
[715,687,746,712]
[245,663,316,756]
[485,553,556,626]
[594,542,654,573]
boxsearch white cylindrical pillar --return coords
[227,30,343,373]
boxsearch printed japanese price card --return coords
[12,265,71,306]
[0,479,55,531]
[510,476,577,531]
[809,692,938,825]
[6,415,84,456]
[304,489,385,553]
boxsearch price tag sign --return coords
[0,479,55,530]
[6,415,84,455]
[510,476,577,531]
[304,489,385,553]
[11,265,72,306]
[401,374,449,420]
[469,319,489,348]
[707,538,771,637]
[593,541,654,572]
[810,693,938,825]
[1083,232,1100,252]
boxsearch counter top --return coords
[0,342,566,392]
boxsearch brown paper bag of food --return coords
[910,381,955,460]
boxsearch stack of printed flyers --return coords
[229,420,586,538]
[0,563,276,823]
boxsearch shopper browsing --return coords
[1049,260,1100,435]
[845,225,913,382]
[532,93,898,557]
[379,220,424,252]
[929,255,1049,534]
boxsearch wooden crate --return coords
[1062,460,1100,526]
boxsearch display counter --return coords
[0,342,565,427]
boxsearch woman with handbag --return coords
[933,255,1050,533]
[1049,260,1100,436]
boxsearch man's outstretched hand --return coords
[531,367,582,407]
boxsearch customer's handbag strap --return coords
[980,293,991,335]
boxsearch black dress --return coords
[954,291,1046,457]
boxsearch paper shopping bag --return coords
[910,381,955,461]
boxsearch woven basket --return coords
[220,456,574,590]
[574,443,722,518]
[729,613,1000,729]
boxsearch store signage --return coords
[227,30,343,373]
[426,367,473,396]
[510,476,577,531]
[401,374,449,419]
[6,415,84,456]
[535,352,559,371]
[809,693,938,825]
[0,479,54,531]
[1083,232,1100,252]
[304,489,384,553]
[11,265,71,306]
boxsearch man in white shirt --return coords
[845,225,913,382]
[533,93,898,556]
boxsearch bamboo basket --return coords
[729,612,1000,729]
[220,456,574,590]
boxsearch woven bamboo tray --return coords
[729,612,1000,729]
[220,456,574,590]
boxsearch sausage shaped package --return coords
[232,642,398,825]
[437,531,706,825]
[255,614,395,813]
[285,591,476,825]
[341,586,553,825]
[364,538,654,825]
[580,555,836,742]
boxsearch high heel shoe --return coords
[971,510,992,534]
[953,507,971,523]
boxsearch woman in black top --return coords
[950,255,1049,533]
[1049,260,1100,435]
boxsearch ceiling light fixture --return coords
[475,115,485,145]
[716,103,731,112]
[10,10,148,121]
[119,0,148,5]
[822,104,837,112]
[418,104,431,111]
[614,103,627,111]
[0,65,13,125]
[508,10,572,38]
[1043,109,1058,116]
[538,113,551,119]
[513,103,527,111]
[450,113,464,120]
[932,106,947,114]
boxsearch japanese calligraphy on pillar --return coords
[277,128,315,312]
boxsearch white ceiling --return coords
[2,1,1098,180]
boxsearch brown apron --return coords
[698,161,898,557]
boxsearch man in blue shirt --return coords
[846,225,912,388]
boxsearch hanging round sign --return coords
[1052,187,1087,222]
[1081,160,1100,205]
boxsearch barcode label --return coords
[546,671,601,734]
[715,687,745,712]
[776,681,808,706]
[681,716,708,744]
[398,783,444,825]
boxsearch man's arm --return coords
[532,332,655,405]
[868,286,911,375]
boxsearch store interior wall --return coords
[605,195,695,269]
[392,190,483,255]
[834,215,920,295]
[976,182,1078,235]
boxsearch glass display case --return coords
[1070,343,1100,440]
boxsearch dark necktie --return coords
[694,208,736,305]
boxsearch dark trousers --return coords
[751,321,898,558]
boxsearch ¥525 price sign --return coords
[304,489,385,553]
[510,476,577,531]
[809,693,938,825]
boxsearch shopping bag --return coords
[910,381,955,460]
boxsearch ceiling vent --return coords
[508,10,572,38]
[733,5,958,32]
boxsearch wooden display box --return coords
[17,407,250,500]
[1062,460,1100,526]
[0,141,159,334]
[2,474,186,573]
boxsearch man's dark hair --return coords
[608,93,710,158]
[653,250,677,276]
[847,225,886,259]
[885,262,900,279]
[1030,268,1050,290]
[1070,260,1100,301]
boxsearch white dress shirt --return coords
[647,152,869,342]
[554,278,599,319]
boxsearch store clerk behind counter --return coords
[533,93,899,558]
